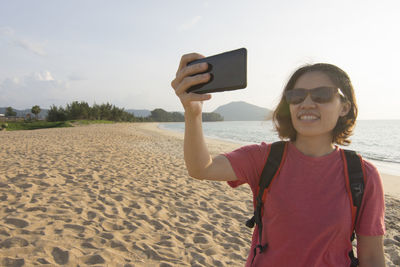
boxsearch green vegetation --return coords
[4,120,117,131]
[202,112,224,122]
[1,101,224,131]
[149,108,223,122]
[150,108,184,122]
[69,120,114,125]
[5,107,16,117]
[5,121,73,131]
[47,101,138,122]
[31,105,41,120]
[47,101,223,122]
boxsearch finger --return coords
[175,73,210,95]
[172,62,208,89]
[181,92,212,103]
[177,53,205,75]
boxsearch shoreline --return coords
[153,122,400,198]
[158,121,400,177]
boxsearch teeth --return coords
[300,115,318,120]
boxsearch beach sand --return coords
[0,123,399,266]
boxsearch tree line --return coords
[47,102,139,122]
[42,101,223,122]
[3,106,41,119]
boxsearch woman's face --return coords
[289,71,350,141]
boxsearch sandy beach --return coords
[0,123,399,266]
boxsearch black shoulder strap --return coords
[246,141,287,228]
[343,149,365,230]
[247,141,287,266]
[343,149,365,267]
[258,141,287,194]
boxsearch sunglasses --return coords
[285,87,346,105]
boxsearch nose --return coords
[300,93,317,107]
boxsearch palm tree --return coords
[31,105,41,120]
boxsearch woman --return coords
[171,53,386,267]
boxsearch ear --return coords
[339,101,351,117]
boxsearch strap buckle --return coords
[246,215,255,228]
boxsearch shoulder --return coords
[342,150,381,184]
[224,142,272,189]
[225,142,270,160]
[358,157,384,203]
[355,157,386,235]
[361,158,381,185]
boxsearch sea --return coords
[159,120,400,176]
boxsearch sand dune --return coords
[0,123,399,266]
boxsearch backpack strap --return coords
[246,141,288,265]
[342,149,366,267]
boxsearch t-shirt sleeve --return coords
[355,160,386,236]
[223,143,269,191]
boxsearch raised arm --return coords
[171,53,237,182]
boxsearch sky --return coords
[0,0,399,120]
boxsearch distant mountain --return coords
[126,109,151,117]
[213,101,272,121]
[0,107,49,119]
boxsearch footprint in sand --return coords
[101,232,114,240]
[193,233,209,244]
[0,237,29,249]
[51,247,69,265]
[87,211,97,220]
[37,258,50,264]
[101,221,124,231]
[25,206,47,212]
[201,223,215,232]
[1,258,25,267]
[84,254,105,265]
[123,220,138,231]
[110,240,129,252]
[0,230,10,237]
[4,218,29,228]
[64,224,85,234]
[16,183,33,189]
[81,242,98,249]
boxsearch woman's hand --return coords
[171,53,212,117]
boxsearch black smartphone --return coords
[186,48,247,94]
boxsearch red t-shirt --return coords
[224,142,385,267]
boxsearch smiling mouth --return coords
[298,114,320,121]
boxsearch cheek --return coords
[289,105,297,119]
[289,105,301,130]
[322,105,342,126]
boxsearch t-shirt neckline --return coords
[288,142,340,164]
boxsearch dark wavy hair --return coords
[273,63,358,145]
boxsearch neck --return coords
[293,135,335,157]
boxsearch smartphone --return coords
[186,48,247,94]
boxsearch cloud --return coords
[0,71,67,108]
[178,16,202,31]
[0,26,47,56]
[33,71,54,81]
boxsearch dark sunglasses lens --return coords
[286,89,306,104]
[311,87,335,103]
